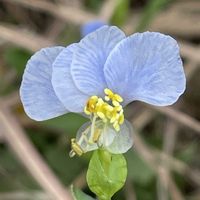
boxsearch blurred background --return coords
[0,0,200,200]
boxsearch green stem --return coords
[99,198,111,200]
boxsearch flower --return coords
[20,26,186,156]
[81,21,106,37]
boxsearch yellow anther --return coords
[114,94,123,102]
[104,104,113,111]
[93,129,101,142]
[118,113,124,125]
[70,138,84,157]
[97,112,106,121]
[104,88,114,96]
[116,105,122,111]
[110,116,116,124]
[97,98,104,105]
[84,106,91,115]
[104,88,123,108]
[105,96,110,101]
[84,88,124,132]
[84,95,98,114]
[113,121,120,132]
[112,100,120,107]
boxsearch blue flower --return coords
[81,21,106,37]
[20,26,186,156]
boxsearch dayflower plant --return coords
[20,25,186,158]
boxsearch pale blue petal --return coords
[81,21,106,37]
[71,26,126,97]
[106,120,133,154]
[104,32,186,106]
[52,44,89,113]
[20,47,68,121]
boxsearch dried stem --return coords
[1,0,97,24]
[0,104,72,200]
[0,24,54,52]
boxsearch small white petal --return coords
[76,121,98,153]
[97,122,116,147]
[106,120,134,154]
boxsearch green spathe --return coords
[87,149,127,200]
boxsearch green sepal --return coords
[86,149,127,200]
[71,185,95,200]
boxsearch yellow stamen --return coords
[84,88,124,132]
[70,138,84,157]
[114,94,123,102]
[93,128,101,142]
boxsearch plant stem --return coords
[98,197,111,200]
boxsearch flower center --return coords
[69,88,124,157]
[84,88,124,131]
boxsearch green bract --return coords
[87,150,127,200]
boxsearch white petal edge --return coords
[106,120,134,154]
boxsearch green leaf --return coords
[111,0,129,26]
[87,150,127,200]
[71,185,95,200]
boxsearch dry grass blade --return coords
[161,120,185,200]
[133,128,200,186]
[147,105,200,134]
[0,104,72,200]
[0,191,50,200]
[180,42,200,63]
[2,0,97,24]
[72,170,87,189]
[99,0,117,21]
[124,180,137,200]
[131,109,200,186]
[149,1,200,39]
[0,24,54,52]
[157,120,180,200]
[168,176,185,200]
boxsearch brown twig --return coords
[0,24,54,52]
[124,179,137,200]
[146,105,200,134]
[99,0,117,22]
[1,0,97,25]
[0,191,50,200]
[158,119,184,200]
[131,109,200,186]
[0,104,72,200]
[72,170,87,189]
